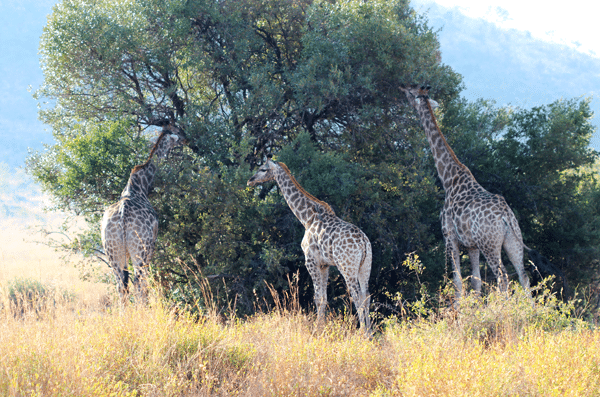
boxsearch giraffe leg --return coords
[107,262,129,302]
[343,275,364,324]
[131,249,153,304]
[131,262,149,303]
[497,261,510,293]
[116,268,130,298]
[104,241,129,301]
[482,246,509,293]
[356,242,372,333]
[128,232,155,304]
[446,238,464,300]
[342,273,371,332]
[302,232,330,324]
[102,213,130,302]
[503,231,531,297]
[305,257,329,324]
[468,247,482,294]
[333,239,372,333]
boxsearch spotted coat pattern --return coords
[101,130,181,302]
[248,160,372,331]
[401,85,530,298]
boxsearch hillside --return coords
[417,0,600,150]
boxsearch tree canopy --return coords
[29,0,599,316]
[36,0,460,163]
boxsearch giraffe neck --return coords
[274,163,334,228]
[414,98,477,193]
[121,132,176,199]
[121,161,157,198]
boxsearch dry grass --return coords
[0,221,599,396]
[382,324,600,396]
[0,295,598,397]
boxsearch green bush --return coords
[3,278,73,318]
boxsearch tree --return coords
[30,0,461,314]
[31,0,600,317]
[36,0,460,162]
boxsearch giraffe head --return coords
[149,131,183,159]
[400,84,439,109]
[130,130,183,176]
[247,159,278,186]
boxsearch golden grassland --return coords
[0,220,109,306]
[1,223,599,396]
[1,293,599,396]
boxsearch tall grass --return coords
[2,225,596,395]
[0,279,598,396]
[2,277,74,318]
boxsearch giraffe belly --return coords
[453,199,507,249]
[319,223,367,272]
[302,227,329,267]
[452,219,476,248]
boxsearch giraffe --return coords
[248,160,372,332]
[400,85,531,299]
[101,127,182,302]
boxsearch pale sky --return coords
[413,0,599,58]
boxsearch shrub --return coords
[2,277,73,318]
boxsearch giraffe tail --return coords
[502,212,531,251]
[359,236,372,274]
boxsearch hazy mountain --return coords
[415,0,600,150]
